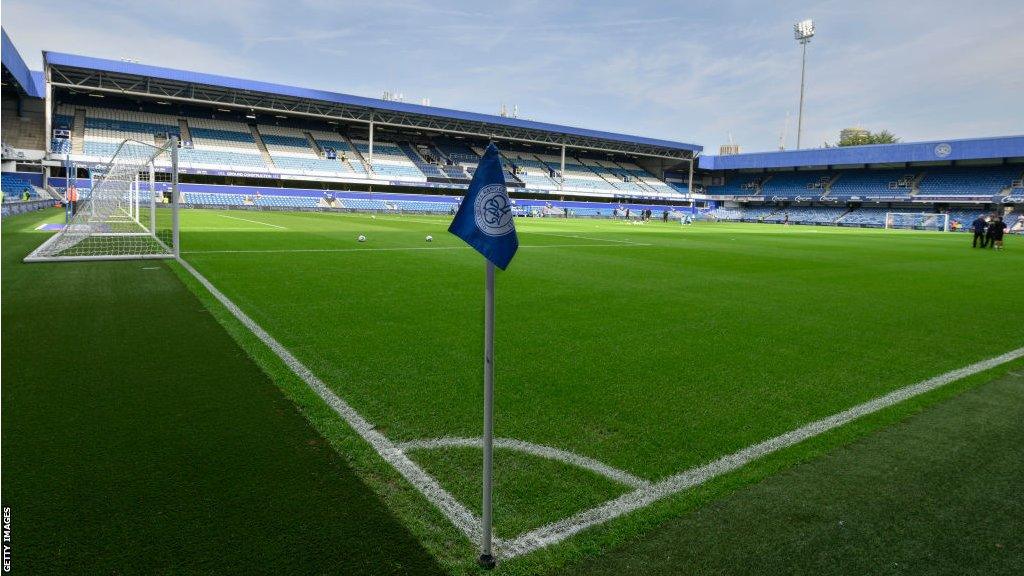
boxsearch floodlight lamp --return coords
[794,19,815,41]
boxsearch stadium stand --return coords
[764,206,846,224]
[829,169,916,198]
[351,140,426,181]
[259,125,352,177]
[396,142,447,179]
[1,93,46,150]
[759,171,831,199]
[2,173,40,200]
[916,166,1024,198]
[707,173,765,196]
[8,41,1020,228]
[309,131,368,176]
[707,206,745,221]
[183,118,268,171]
[836,207,889,227]
[44,97,692,201]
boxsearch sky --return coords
[3,0,1022,152]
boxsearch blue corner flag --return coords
[448,143,518,270]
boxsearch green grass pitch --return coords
[177,209,1023,567]
[4,207,1023,574]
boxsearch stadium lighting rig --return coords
[793,18,815,149]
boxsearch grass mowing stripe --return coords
[174,255,487,546]
[501,345,1024,558]
[1,209,444,575]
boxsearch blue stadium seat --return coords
[2,173,39,201]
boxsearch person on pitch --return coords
[971,214,988,248]
[986,216,1007,250]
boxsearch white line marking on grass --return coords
[319,212,445,226]
[216,214,287,229]
[185,226,276,231]
[530,232,647,245]
[176,249,1024,564]
[181,243,650,255]
[175,257,486,545]
[398,437,650,489]
[499,345,1024,559]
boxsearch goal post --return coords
[884,212,949,232]
[25,138,179,262]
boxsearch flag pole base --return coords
[478,554,497,569]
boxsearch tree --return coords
[838,129,901,147]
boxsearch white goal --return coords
[25,138,179,262]
[884,212,949,232]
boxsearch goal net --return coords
[25,138,179,262]
[884,212,949,232]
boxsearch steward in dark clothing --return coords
[971,217,988,248]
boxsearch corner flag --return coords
[448,143,518,269]
[448,142,517,568]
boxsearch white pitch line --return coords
[499,345,1024,559]
[185,226,275,231]
[175,257,487,545]
[397,437,650,489]
[181,243,649,255]
[216,213,287,229]
[318,212,446,226]
[177,243,1024,564]
[529,231,647,245]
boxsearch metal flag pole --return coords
[448,142,517,568]
[479,259,497,569]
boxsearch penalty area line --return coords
[216,213,288,229]
[499,345,1024,559]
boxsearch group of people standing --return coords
[970,214,1008,250]
[613,207,654,221]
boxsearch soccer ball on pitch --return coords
[358,235,366,242]
[425,235,433,242]
[371,215,376,219]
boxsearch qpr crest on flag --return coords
[448,142,518,269]
[473,184,515,237]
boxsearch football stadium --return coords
[2,4,1023,574]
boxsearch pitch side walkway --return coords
[0,209,444,575]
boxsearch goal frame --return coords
[884,212,949,232]
[25,138,180,262]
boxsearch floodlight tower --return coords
[793,18,815,149]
